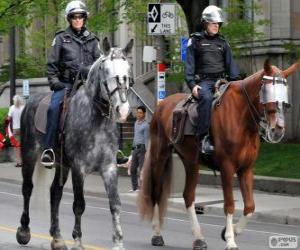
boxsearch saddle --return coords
[171,79,230,144]
[34,79,84,135]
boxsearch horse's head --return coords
[89,38,134,123]
[259,59,300,142]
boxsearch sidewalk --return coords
[0,162,299,226]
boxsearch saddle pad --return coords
[35,94,52,134]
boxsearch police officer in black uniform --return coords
[185,5,240,154]
[41,0,101,167]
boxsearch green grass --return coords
[254,143,300,179]
[201,142,300,179]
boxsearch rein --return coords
[241,81,261,129]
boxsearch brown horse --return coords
[138,60,299,250]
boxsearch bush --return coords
[0,108,8,135]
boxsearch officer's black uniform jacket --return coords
[185,31,240,90]
[47,26,101,89]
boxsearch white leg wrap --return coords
[225,214,237,249]
[234,213,253,235]
[187,202,204,240]
[152,204,161,236]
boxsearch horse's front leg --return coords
[50,165,69,250]
[220,163,238,250]
[16,158,36,245]
[70,168,86,250]
[235,167,255,235]
[182,159,207,250]
[102,163,124,250]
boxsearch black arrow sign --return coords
[151,24,158,33]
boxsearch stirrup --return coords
[41,148,55,168]
[201,136,214,154]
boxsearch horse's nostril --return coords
[116,106,120,113]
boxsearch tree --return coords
[176,0,209,34]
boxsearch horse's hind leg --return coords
[50,166,69,250]
[16,155,37,245]
[234,167,255,235]
[70,168,85,250]
[102,163,124,250]
[181,158,207,250]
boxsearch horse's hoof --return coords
[221,227,226,241]
[193,239,208,250]
[51,238,68,250]
[151,235,164,246]
[16,226,31,245]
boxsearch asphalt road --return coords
[0,181,299,250]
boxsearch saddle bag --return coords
[172,106,188,144]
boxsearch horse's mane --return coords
[242,69,264,87]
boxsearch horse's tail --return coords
[138,105,173,225]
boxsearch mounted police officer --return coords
[185,5,240,154]
[41,0,101,167]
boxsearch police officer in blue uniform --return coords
[41,0,101,167]
[185,5,240,154]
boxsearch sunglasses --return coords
[70,14,85,20]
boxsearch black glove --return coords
[50,81,65,91]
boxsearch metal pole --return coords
[9,27,16,105]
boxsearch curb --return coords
[198,170,300,196]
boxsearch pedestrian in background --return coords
[130,106,149,192]
[7,95,24,167]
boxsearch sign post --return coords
[147,3,176,102]
[22,79,30,100]
[157,63,166,103]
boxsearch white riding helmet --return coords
[65,0,89,19]
[202,5,224,23]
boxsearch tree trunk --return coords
[176,0,209,34]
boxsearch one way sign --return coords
[148,3,176,35]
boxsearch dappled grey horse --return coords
[16,38,134,250]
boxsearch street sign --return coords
[148,3,176,35]
[157,63,166,103]
[22,79,30,97]
[181,37,188,62]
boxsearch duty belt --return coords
[196,73,225,81]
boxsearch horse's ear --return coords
[264,58,272,75]
[103,37,111,55]
[123,39,134,56]
[282,62,300,78]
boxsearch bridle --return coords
[93,51,134,119]
[241,73,289,143]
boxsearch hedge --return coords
[0,108,8,135]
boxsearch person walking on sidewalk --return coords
[41,0,101,168]
[7,95,24,167]
[130,106,149,192]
